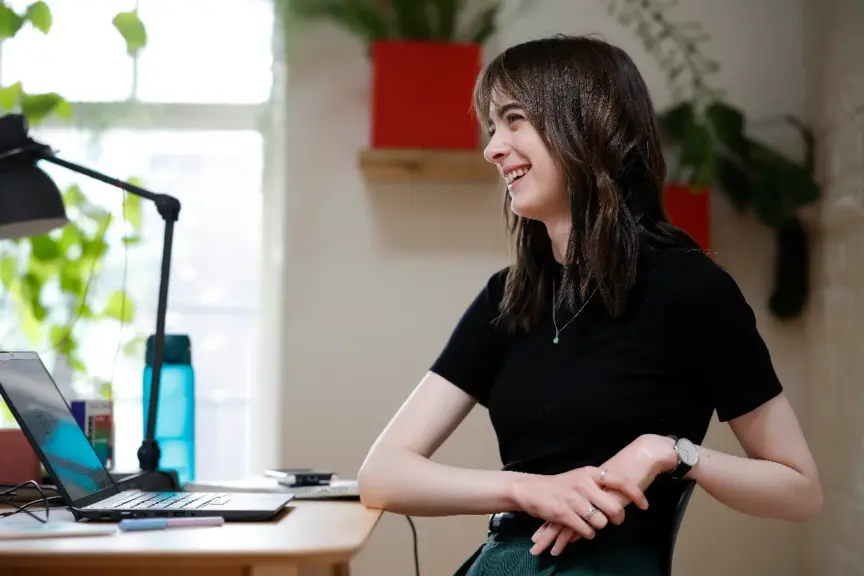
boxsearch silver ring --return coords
[585,505,598,517]
[599,468,607,482]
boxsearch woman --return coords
[357,35,822,575]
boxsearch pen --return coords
[118,516,225,532]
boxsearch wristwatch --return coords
[666,436,699,479]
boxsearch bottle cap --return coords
[144,334,192,366]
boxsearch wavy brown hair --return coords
[473,34,699,333]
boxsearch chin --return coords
[509,192,547,221]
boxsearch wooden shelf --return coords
[358,148,500,184]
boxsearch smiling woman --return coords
[357,34,821,576]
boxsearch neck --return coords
[544,217,571,263]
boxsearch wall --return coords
[276,1,809,575]
[803,0,864,573]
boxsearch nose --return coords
[483,131,511,165]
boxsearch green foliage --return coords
[604,0,820,319]
[0,1,148,424]
[287,0,502,46]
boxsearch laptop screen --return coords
[0,352,114,502]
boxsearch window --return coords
[0,0,282,481]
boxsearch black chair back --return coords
[662,479,697,576]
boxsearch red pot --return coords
[0,428,41,486]
[370,40,482,150]
[664,183,711,251]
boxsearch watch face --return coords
[677,438,699,466]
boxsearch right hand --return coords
[509,467,648,543]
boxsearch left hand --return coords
[529,434,678,556]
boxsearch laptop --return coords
[0,351,293,522]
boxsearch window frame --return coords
[0,5,286,478]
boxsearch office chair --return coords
[662,479,697,576]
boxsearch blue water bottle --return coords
[142,334,195,485]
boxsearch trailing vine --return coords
[0,2,148,426]
[603,0,820,319]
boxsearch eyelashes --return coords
[488,112,526,135]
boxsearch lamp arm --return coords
[37,148,181,477]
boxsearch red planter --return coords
[0,428,41,486]
[664,183,711,251]
[370,40,482,150]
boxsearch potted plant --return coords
[606,0,820,319]
[0,2,148,432]
[287,0,503,150]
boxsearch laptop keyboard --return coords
[99,491,232,510]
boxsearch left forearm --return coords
[686,444,822,522]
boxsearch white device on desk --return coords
[0,351,294,522]
[186,477,360,500]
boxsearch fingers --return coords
[594,468,649,510]
[585,484,626,525]
[530,522,558,555]
[551,526,575,556]
[530,522,576,557]
[551,503,596,540]
[579,499,609,530]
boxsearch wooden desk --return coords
[0,500,381,576]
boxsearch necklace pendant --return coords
[553,335,559,344]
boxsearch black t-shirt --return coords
[430,246,783,476]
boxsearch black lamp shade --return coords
[0,163,68,239]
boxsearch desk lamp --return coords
[0,113,180,492]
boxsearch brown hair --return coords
[473,34,699,332]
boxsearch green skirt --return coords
[454,534,663,576]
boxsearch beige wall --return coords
[275,1,815,575]
[803,0,864,573]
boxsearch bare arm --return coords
[679,393,822,522]
[357,371,526,516]
[532,394,822,556]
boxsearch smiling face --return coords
[483,92,568,223]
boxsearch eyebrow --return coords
[493,102,521,118]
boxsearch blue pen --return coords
[118,516,225,532]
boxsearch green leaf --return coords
[1,401,16,427]
[0,82,23,111]
[29,234,60,261]
[20,92,71,124]
[0,4,24,39]
[49,325,73,354]
[291,0,391,44]
[112,10,147,56]
[122,334,147,357]
[714,155,753,211]
[25,1,51,33]
[430,0,458,39]
[58,264,84,295]
[68,355,86,374]
[705,101,746,149]
[98,379,113,400]
[62,184,87,208]
[464,4,499,44]
[658,101,697,141]
[392,0,431,39]
[0,255,18,286]
[123,179,144,231]
[103,290,135,322]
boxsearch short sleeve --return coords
[429,269,508,406]
[676,256,783,422]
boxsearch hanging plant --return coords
[603,0,820,319]
[0,2,149,426]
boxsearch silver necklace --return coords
[552,286,597,344]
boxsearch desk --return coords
[0,500,381,576]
